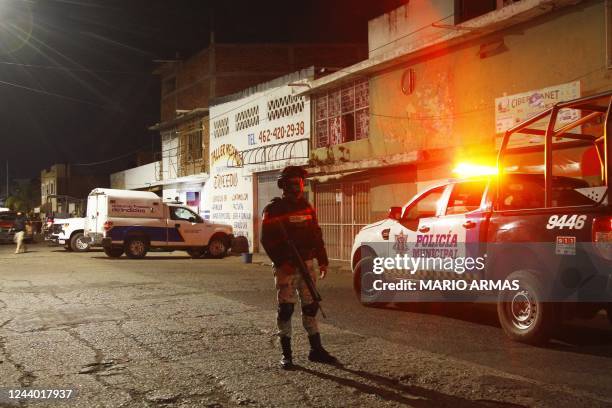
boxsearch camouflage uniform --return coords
[274,259,319,337]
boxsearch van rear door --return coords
[85,191,107,242]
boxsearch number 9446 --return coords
[546,214,586,230]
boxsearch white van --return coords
[85,188,233,259]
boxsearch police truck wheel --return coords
[352,256,386,307]
[187,247,206,259]
[70,232,90,252]
[207,237,226,258]
[104,247,124,258]
[125,238,148,259]
[497,270,555,345]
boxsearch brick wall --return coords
[214,75,281,99]
[177,51,210,90]
[176,81,210,111]
[215,45,291,73]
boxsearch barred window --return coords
[188,130,202,160]
[182,120,203,161]
[314,79,369,148]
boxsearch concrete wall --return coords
[368,0,455,58]
[110,161,161,190]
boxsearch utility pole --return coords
[5,160,8,199]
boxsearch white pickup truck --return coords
[85,188,234,259]
[49,217,90,252]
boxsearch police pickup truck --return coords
[85,188,233,259]
[351,91,612,344]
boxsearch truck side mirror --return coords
[388,206,402,220]
[188,216,196,223]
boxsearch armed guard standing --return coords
[261,166,338,369]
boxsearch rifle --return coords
[278,222,327,319]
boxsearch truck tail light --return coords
[103,221,113,231]
[592,216,612,260]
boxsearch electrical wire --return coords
[72,147,146,166]
[0,78,118,110]
[0,60,150,75]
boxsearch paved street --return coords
[1,243,611,407]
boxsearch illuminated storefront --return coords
[203,69,314,253]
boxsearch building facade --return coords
[150,41,367,216]
[110,161,162,194]
[40,164,108,217]
[304,0,612,260]
[204,69,314,253]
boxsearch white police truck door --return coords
[167,206,206,247]
[436,180,489,279]
[388,185,449,274]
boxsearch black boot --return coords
[308,333,338,364]
[280,336,293,369]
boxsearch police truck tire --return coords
[352,256,386,307]
[70,232,90,252]
[207,237,227,259]
[125,238,148,259]
[104,247,124,258]
[497,270,555,345]
[187,247,206,259]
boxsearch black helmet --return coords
[277,166,307,189]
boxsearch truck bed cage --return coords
[498,90,612,208]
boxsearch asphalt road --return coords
[0,243,611,407]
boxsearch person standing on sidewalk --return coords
[261,166,338,369]
[13,211,27,254]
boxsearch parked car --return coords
[0,211,33,244]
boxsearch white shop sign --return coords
[495,81,581,134]
[203,85,311,252]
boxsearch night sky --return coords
[0,0,404,180]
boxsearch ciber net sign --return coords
[204,86,311,251]
[495,81,581,134]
